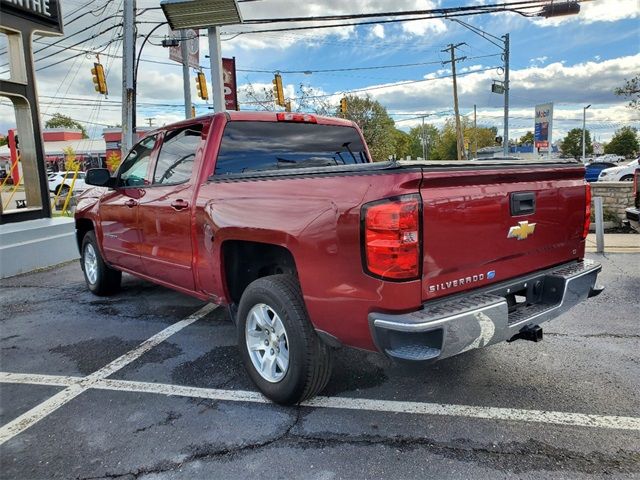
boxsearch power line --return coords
[238,54,500,74]
[240,0,554,24]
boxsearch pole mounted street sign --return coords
[168,27,200,69]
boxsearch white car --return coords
[47,171,88,195]
[598,159,639,182]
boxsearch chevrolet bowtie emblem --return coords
[507,221,536,240]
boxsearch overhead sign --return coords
[168,28,200,69]
[534,103,553,149]
[0,0,63,34]
[222,57,239,111]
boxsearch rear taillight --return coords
[362,195,421,280]
[583,183,591,239]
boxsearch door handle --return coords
[124,199,137,208]
[171,199,189,210]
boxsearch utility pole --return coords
[582,104,591,162]
[503,33,510,157]
[180,29,192,119]
[442,43,466,160]
[208,27,226,112]
[473,104,477,159]
[121,0,135,158]
[421,116,426,160]
[146,117,155,128]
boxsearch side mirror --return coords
[85,168,114,187]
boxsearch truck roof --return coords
[146,111,356,135]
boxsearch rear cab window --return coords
[213,121,369,176]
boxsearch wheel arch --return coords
[75,218,95,253]
[221,240,298,305]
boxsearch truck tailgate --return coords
[419,163,588,301]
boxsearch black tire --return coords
[620,175,634,182]
[81,231,122,296]
[237,274,332,405]
[57,184,70,195]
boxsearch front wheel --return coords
[81,231,121,296]
[237,274,332,405]
[620,175,634,182]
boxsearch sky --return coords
[0,0,639,143]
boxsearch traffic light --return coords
[91,62,108,95]
[285,100,292,112]
[272,74,285,107]
[195,72,208,100]
[340,97,347,115]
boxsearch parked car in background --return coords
[48,171,87,195]
[595,154,625,164]
[598,158,639,182]
[585,161,616,182]
[623,168,640,232]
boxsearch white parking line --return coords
[2,372,639,432]
[0,303,216,446]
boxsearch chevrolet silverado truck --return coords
[75,111,603,404]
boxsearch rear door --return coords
[138,124,205,291]
[419,163,588,301]
[99,135,158,272]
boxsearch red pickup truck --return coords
[76,111,603,404]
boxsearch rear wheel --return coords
[237,274,332,405]
[81,231,121,296]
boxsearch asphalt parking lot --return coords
[1,253,639,479]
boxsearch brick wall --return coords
[590,182,635,223]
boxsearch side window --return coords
[118,135,157,187]
[152,126,203,185]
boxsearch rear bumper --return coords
[369,260,602,362]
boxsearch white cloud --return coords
[529,56,548,66]
[371,24,385,39]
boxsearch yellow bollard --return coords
[1,155,20,190]
[2,174,22,210]
[51,170,72,211]
[60,164,81,215]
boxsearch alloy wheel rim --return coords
[84,243,98,285]
[245,303,290,383]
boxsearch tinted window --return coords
[118,135,157,187]
[214,122,369,175]
[153,126,202,185]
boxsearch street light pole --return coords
[503,33,510,157]
[582,104,591,162]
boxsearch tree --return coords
[430,120,458,160]
[407,124,439,159]
[63,146,79,171]
[392,129,413,160]
[614,75,640,111]
[0,135,7,147]
[463,123,499,156]
[560,128,593,159]
[45,113,88,138]
[339,95,396,162]
[604,126,639,157]
[519,131,534,145]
